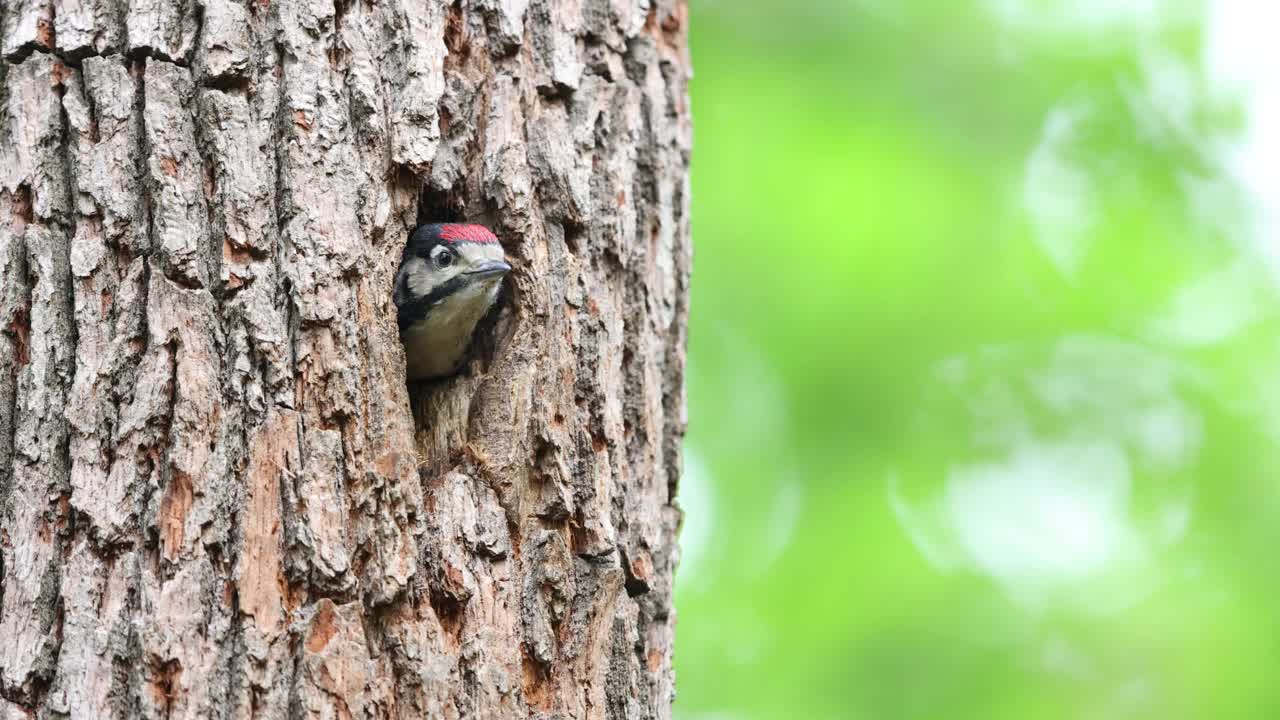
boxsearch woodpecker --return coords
[394,223,511,380]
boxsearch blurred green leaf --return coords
[677,1,1280,718]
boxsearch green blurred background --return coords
[674,1,1280,718]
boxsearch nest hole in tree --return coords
[415,184,463,228]
[403,185,514,441]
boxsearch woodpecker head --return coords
[394,223,511,380]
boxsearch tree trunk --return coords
[0,0,690,716]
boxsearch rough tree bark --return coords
[0,0,691,716]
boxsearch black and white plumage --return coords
[393,223,511,380]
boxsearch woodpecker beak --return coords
[466,259,512,280]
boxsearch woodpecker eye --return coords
[431,247,455,269]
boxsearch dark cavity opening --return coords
[415,185,463,227]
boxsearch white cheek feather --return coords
[408,262,462,299]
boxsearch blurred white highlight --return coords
[1207,0,1280,272]
[1022,101,1096,277]
[677,449,715,586]
[755,479,804,575]
[953,441,1134,588]
[1147,260,1267,347]
[985,0,1192,37]
[891,336,1200,614]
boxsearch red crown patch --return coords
[439,224,499,244]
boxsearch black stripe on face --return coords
[402,225,446,263]
[396,274,471,332]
